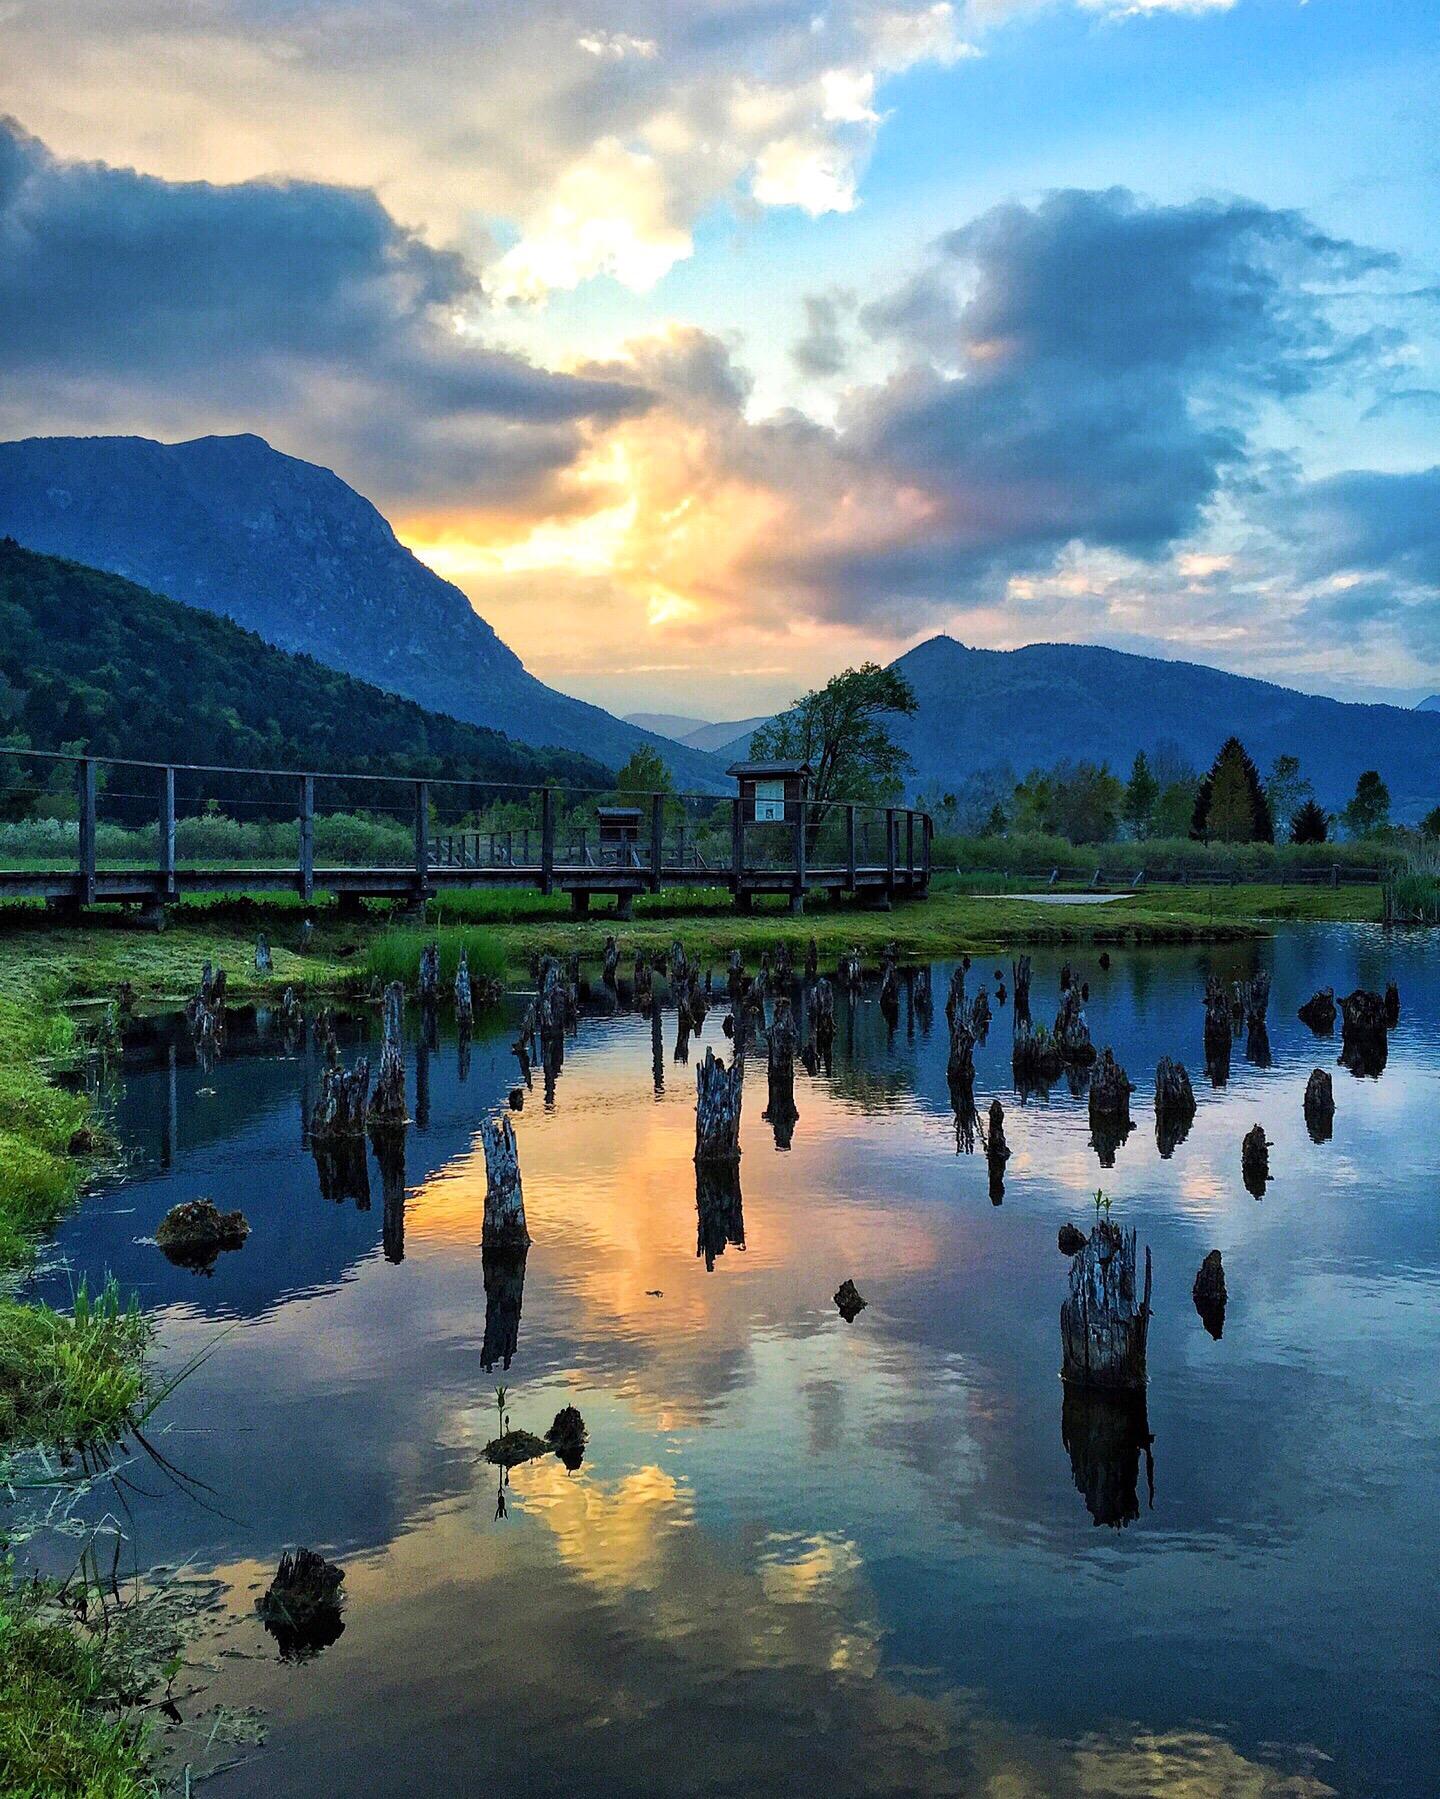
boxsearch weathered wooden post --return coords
[1153,1056,1196,1157]
[1088,1048,1133,1167]
[368,981,407,1129]
[1203,975,1232,1079]
[481,1114,530,1249]
[1241,1123,1271,1197]
[160,765,177,900]
[764,996,799,1148]
[1060,1220,1151,1390]
[1304,1067,1334,1142]
[1192,1249,1226,1339]
[1339,988,1388,1076]
[602,934,619,989]
[1298,988,1335,1033]
[455,950,473,1033]
[418,941,439,1008]
[412,780,429,906]
[1011,956,1032,1026]
[77,756,97,907]
[540,786,555,895]
[298,773,314,903]
[255,933,272,974]
[695,1046,743,1163]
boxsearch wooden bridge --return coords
[0,749,931,917]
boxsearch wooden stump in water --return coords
[1241,1122,1271,1198]
[1340,988,1388,1077]
[1304,1067,1335,1143]
[602,935,619,989]
[368,981,407,1130]
[255,933,272,974]
[774,941,795,989]
[418,941,440,1008]
[1011,955,1032,1027]
[912,965,933,1018]
[1088,1049,1134,1167]
[378,1130,406,1264]
[839,948,862,993]
[481,1114,530,1249]
[805,936,818,982]
[968,987,991,1039]
[1192,1249,1226,1339]
[1059,1219,1151,1391]
[1153,1056,1197,1158]
[669,940,689,989]
[833,1278,867,1322]
[256,1549,346,1661]
[727,950,745,1002]
[634,953,654,1010]
[280,985,303,1034]
[1239,970,1270,1028]
[878,957,899,1023]
[947,1013,975,1092]
[695,1047,744,1164]
[1053,987,1096,1065]
[1012,1020,1064,1091]
[944,965,966,1029]
[454,951,473,1034]
[311,1058,370,1139]
[765,997,800,1148]
[1298,988,1336,1033]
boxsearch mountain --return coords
[1417,695,1440,712]
[0,433,724,791]
[891,636,1440,818]
[0,540,610,796]
[623,711,711,740]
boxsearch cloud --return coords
[792,293,856,378]
[0,0,976,303]
[0,119,648,503]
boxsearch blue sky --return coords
[1,0,1436,716]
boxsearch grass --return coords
[0,1280,149,1454]
[368,924,507,989]
[0,1581,161,1799]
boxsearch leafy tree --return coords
[1290,799,1329,844]
[1264,753,1312,840]
[612,745,672,802]
[1011,761,1121,843]
[1421,805,1440,840]
[1123,752,1159,839]
[1191,738,1273,843]
[982,801,1008,838]
[748,663,917,813]
[1153,780,1199,839]
[1341,769,1391,838]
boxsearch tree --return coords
[612,744,672,802]
[1123,752,1159,839]
[983,801,1008,838]
[1290,799,1328,844]
[748,663,917,814]
[1421,805,1440,840]
[1341,769,1390,838]
[1191,738,1273,843]
[1011,761,1121,843]
[1264,754,1312,841]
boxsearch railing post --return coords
[541,787,555,895]
[650,792,664,893]
[160,765,177,898]
[923,813,932,885]
[77,757,96,906]
[413,780,429,897]
[905,810,915,882]
[885,807,896,892]
[795,798,808,900]
[731,797,744,895]
[299,773,314,902]
[846,805,857,891]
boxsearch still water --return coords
[35,928,1440,1796]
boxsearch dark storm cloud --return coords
[1284,466,1440,589]
[0,118,649,500]
[757,188,1396,619]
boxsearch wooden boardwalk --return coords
[0,750,931,916]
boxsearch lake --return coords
[30,925,1440,1796]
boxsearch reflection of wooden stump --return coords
[481,1246,527,1371]
[1053,987,1095,1065]
[1339,989,1388,1077]
[1153,1057,1196,1158]
[375,1130,406,1263]
[983,1098,1010,1204]
[696,1162,745,1270]
[257,1549,346,1661]
[367,982,407,1129]
[1011,955,1031,1026]
[765,998,799,1148]
[1304,1067,1334,1143]
[1088,1050,1133,1167]
[1384,981,1400,1028]
[1060,1221,1151,1390]
[313,1136,371,1207]
[1241,1123,1271,1198]
[1061,1385,1153,1528]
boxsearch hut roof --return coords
[725,759,811,779]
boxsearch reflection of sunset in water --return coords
[38,931,1440,1796]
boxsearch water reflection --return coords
[24,926,1440,1798]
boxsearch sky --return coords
[1,0,1437,721]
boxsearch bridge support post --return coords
[76,757,96,908]
[570,889,591,916]
[299,773,314,903]
[541,786,555,895]
[160,765,177,900]
[615,891,634,920]
[413,779,429,907]
[650,793,663,895]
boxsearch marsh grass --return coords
[0,1281,149,1454]
[1385,843,1440,924]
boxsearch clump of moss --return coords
[482,1428,550,1468]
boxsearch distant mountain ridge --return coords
[890,636,1440,818]
[0,433,725,790]
[625,711,771,755]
